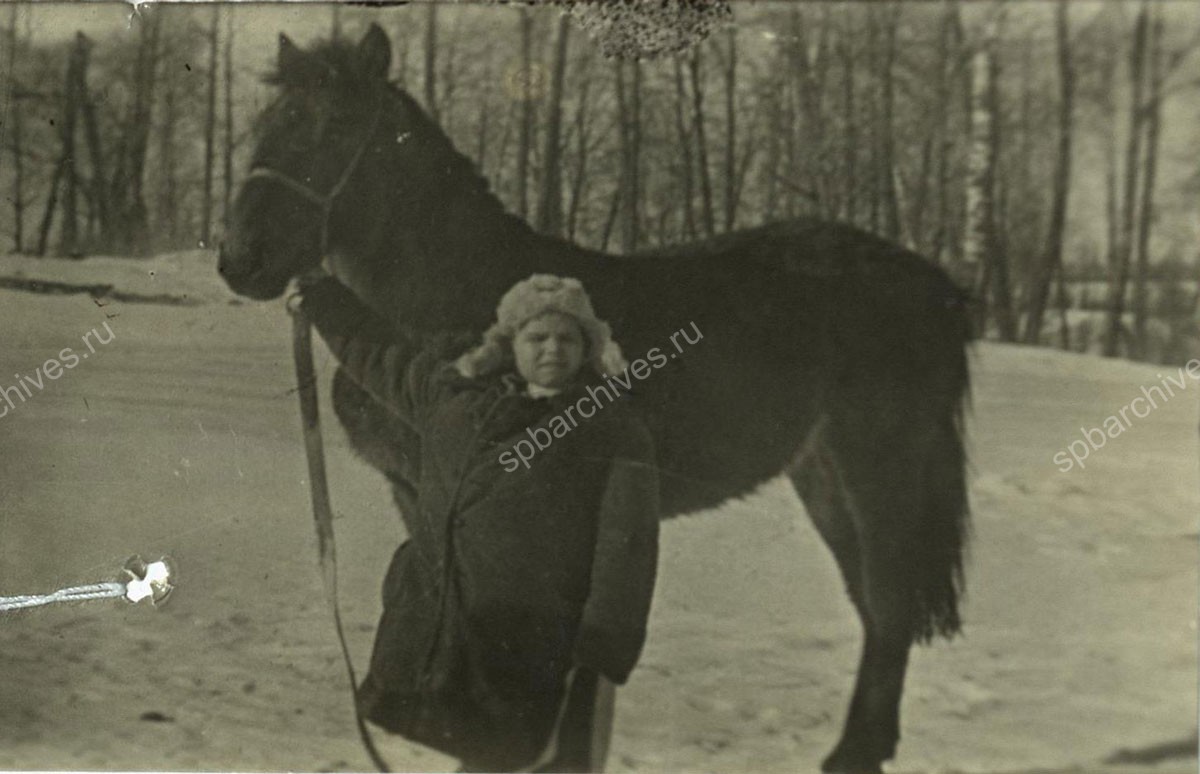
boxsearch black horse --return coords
[219,25,973,774]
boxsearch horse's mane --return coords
[383,85,498,203]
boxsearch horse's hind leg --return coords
[788,438,915,774]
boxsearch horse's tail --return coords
[911,280,973,643]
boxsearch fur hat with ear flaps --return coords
[455,274,629,380]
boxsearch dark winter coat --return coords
[300,278,660,767]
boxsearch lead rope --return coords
[290,306,391,773]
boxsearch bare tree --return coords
[1131,9,1164,357]
[614,57,642,252]
[672,54,697,238]
[536,13,569,236]
[839,11,857,225]
[930,2,965,264]
[117,10,161,253]
[688,47,715,238]
[438,12,462,136]
[875,2,901,241]
[515,7,533,221]
[474,40,494,176]
[1103,3,1149,357]
[37,33,89,256]
[201,5,218,247]
[565,48,596,241]
[77,34,107,249]
[963,15,1017,340]
[158,69,179,247]
[222,8,235,224]
[1023,0,1075,344]
[424,3,439,123]
[5,4,25,252]
[721,26,737,231]
[58,34,86,255]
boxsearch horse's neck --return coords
[344,103,614,333]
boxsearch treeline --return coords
[0,5,234,257]
[1,2,1196,362]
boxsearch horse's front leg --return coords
[331,367,420,521]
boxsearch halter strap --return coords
[246,103,383,255]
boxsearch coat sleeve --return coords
[299,277,441,433]
[572,419,661,685]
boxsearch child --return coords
[297,273,660,772]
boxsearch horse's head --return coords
[218,25,392,300]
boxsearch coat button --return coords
[454,516,467,528]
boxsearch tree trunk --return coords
[599,182,620,253]
[1131,10,1163,358]
[566,57,594,241]
[930,2,959,264]
[864,8,881,233]
[722,26,737,232]
[876,2,901,241]
[1022,0,1075,344]
[6,5,25,252]
[124,12,160,254]
[222,9,235,225]
[808,11,832,218]
[1054,261,1071,351]
[58,34,85,256]
[10,88,24,252]
[781,41,798,220]
[1103,4,1149,358]
[491,97,517,198]
[688,48,715,238]
[913,2,955,258]
[839,13,857,225]
[536,14,569,236]
[201,6,218,247]
[394,22,409,88]
[473,37,495,176]
[160,73,178,247]
[76,37,107,250]
[944,3,969,265]
[475,96,490,177]
[1102,51,1119,279]
[515,7,532,220]
[615,58,642,253]
[424,3,438,122]
[36,161,63,257]
[672,55,697,238]
[962,18,1017,340]
[438,12,461,135]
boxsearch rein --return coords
[289,301,391,773]
[265,102,392,772]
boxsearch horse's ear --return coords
[278,33,304,73]
[357,23,391,80]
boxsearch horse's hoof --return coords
[820,743,886,774]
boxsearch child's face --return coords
[513,312,586,390]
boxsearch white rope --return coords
[0,582,126,612]
[0,557,175,614]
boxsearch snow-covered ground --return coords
[0,253,1195,773]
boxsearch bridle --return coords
[246,103,383,258]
